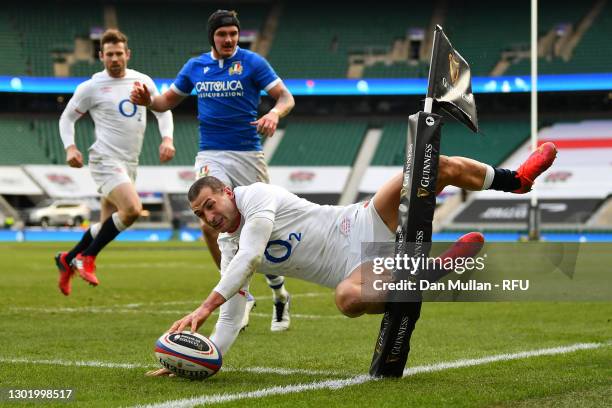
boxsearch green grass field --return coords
[0,242,610,407]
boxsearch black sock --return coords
[82,216,121,257]
[490,168,521,192]
[66,229,94,264]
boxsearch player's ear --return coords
[125,48,131,61]
[224,186,234,199]
[98,50,103,61]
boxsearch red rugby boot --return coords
[437,232,485,264]
[513,142,558,194]
[54,252,75,296]
[74,253,99,286]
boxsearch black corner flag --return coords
[428,25,478,133]
[369,25,478,378]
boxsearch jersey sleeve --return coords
[67,80,94,113]
[251,53,281,93]
[171,59,195,96]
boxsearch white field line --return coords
[28,262,195,271]
[123,292,330,308]
[7,306,344,319]
[0,357,347,377]
[132,341,610,408]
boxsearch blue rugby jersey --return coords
[171,47,280,151]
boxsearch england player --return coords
[145,142,557,374]
[130,10,295,331]
[54,29,175,296]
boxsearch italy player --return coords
[130,10,295,331]
[54,29,175,296]
[144,142,557,375]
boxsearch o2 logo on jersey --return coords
[118,99,141,121]
[264,232,301,264]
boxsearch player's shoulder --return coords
[235,183,280,206]
[125,68,150,80]
[238,47,266,63]
[235,182,273,198]
[73,72,102,93]
[125,69,156,85]
[187,52,213,66]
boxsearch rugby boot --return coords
[55,251,75,296]
[513,142,557,193]
[74,253,99,286]
[271,294,291,332]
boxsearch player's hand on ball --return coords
[250,110,279,137]
[170,305,212,333]
[130,81,152,107]
[145,368,175,377]
[159,137,176,163]
[65,145,83,168]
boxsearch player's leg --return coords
[55,217,101,296]
[436,142,558,194]
[55,180,119,295]
[373,143,558,231]
[334,232,485,318]
[74,182,141,285]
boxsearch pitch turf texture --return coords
[0,242,610,407]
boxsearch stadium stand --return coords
[31,116,199,166]
[7,1,103,76]
[269,120,368,166]
[371,119,530,167]
[267,2,432,78]
[504,0,611,75]
[113,2,269,78]
[0,118,50,164]
[0,12,27,75]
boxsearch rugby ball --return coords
[154,331,222,380]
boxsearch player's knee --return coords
[121,202,142,224]
[335,282,364,318]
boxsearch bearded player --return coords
[54,29,175,295]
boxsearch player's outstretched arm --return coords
[250,82,295,137]
[130,82,186,112]
[169,291,226,333]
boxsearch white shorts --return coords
[194,150,269,188]
[89,154,137,197]
[343,197,396,280]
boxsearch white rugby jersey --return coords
[65,69,171,163]
[217,183,361,292]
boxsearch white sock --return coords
[111,212,128,232]
[90,222,101,238]
[482,165,495,190]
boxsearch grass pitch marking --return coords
[0,357,348,377]
[132,341,610,408]
[7,306,344,319]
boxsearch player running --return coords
[130,10,295,331]
[54,29,175,296]
[145,142,557,375]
